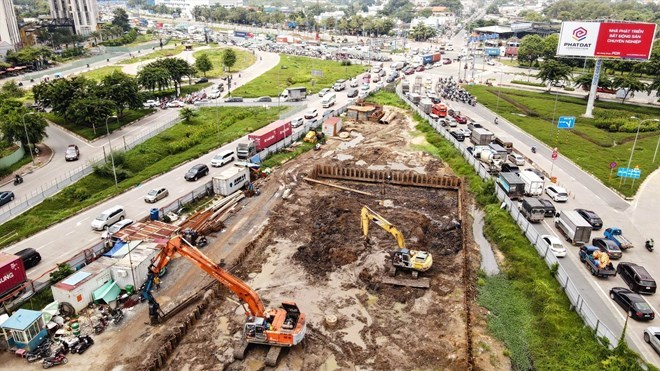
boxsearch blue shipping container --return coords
[234,31,247,38]
[423,55,433,64]
[485,48,500,56]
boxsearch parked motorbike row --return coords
[436,77,477,106]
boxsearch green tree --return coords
[144,58,195,96]
[65,97,116,132]
[137,66,171,92]
[33,76,94,116]
[536,60,572,91]
[573,73,613,91]
[541,34,559,60]
[101,71,141,118]
[50,263,74,284]
[612,75,646,104]
[112,8,131,32]
[0,103,49,148]
[410,23,436,42]
[222,48,237,72]
[647,75,660,97]
[1,81,25,98]
[517,34,545,66]
[179,107,198,122]
[195,53,213,77]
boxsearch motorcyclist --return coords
[531,146,537,153]
[14,174,22,183]
[494,117,499,125]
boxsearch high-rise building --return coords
[0,0,21,54]
[48,0,99,35]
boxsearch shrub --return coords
[511,80,546,87]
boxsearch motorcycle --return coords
[531,146,537,154]
[13,175,23,185]
[112,308,124,325]
[93,317,107,334]
[26,342,52,363]
[42,352,68,369]
[646,238,654,252]
[71,335,94,354]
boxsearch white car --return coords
[540,235,567,258]
[143,100,159,108]
[545,185,569,202]
[358,90,369,99]
[166,100,184,108]
[291,117,304,128]
[318,88,331,97]
[361,83,370,91]
[304,109,318,119]
[101,218,134,240]
[508,153,526,166]
[486,60,496,66]
[644,327,660,354]
[349,79,359,88]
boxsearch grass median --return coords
[465,85,660,196]
[0,106,287,248]
[368,91,648,369]
[80,66,128,81]
[44,108,155,141]
[231,55,367,98]
[192,48,256,77]
[120,45,185,64]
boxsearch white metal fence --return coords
[395,89,619,348]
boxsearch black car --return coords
[15,248,41,269]
[592,237,622,259]
[255,96,272,102]
[0,191,14,207]
[386,75,396,83]
[500,163,520,173]
[609,287,655,320]
[429,96,442,104]
[449,129,464,141]
[71,335,94,354]
[225,97,244,102]
[575,208,603,230]
[184,164,210,181]
[617,262,657,295]
[347,89,358,98]
[195,77,209,84]
[537,198,556,217]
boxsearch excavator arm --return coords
[144,235,266,324]
[361,206,406,249]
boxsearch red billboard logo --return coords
[572,27,588,42]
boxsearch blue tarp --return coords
[103,241,126,257]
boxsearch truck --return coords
[478,149,503,174]
[322,93,336,108]
[249,120,292,151]
[579,245,616,277]
[555,210,592,245]
[236,141,257,160]
[603,227,634,250]
[519,169,544,196]
[402,80,410,93]
[493,137,513,153]
[470,128,494,146]
[488,143,508,159]
[520,197,546,223]
[280,87,307,102]
[497,172,525,200]
[213,166,250,196]
[431,103,448,117]
[418,98,433,114]
[0,253,27,300]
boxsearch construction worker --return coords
[154,276,161,290]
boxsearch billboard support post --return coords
[584,58,602,118]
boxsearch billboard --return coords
[557,22,657,60]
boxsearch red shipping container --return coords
[248,120,292,151]
[432,53,441,62]
[0,253,27,298]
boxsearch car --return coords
[144,187,169,203]
[386,75,397,83]
[65,144,80,161]
[0,191,14,207]
[574,209,603,230]
[379,69,386,77]
[361,83,370,91]
[425,63,434,70]
[486,60,496,66]
[537,198,556,217]
[143,100,159,108]
[208,90,222,99]
[255,96,272,102]
[523,168,545,180]
[184,164,210,181]
[442,59,452,65]
[545,185,568,202]
[291,117,304,128]
[347,88,358,98]
[592,237,623,260]
[15,248,41,269]
[224,97,244,102]
[644,327,660,354]
[349,79,359,88]
[318,88,331,97]
[358,90,369,99]
[415,65,425,72]
[507,153,525,166]
[304,109,318,119]
[539,235,566,257]
[101,218,134,240]
[403,67,415,75]
[617,262,657,294]
[500,163,520,173]
[166,100,184,108]
[597,87,617,94]
[195,77,209,84]
[305,118,318,127]
[372,75,381,83]
[609,287,655,320]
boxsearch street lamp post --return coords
[624,116,660,184]
[105,115,119,189]
[22,112,36,165]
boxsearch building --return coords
[48,0,99,35]
[155,0,243,19]
[0,309,48,352]
[410,15,455,31]
[0,0,21,56]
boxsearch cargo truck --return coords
[521,197,546,223]
[0,253,27,300]
[213,167,250,196]
[603,227,634,250]
[418,99,433,114]
[237,120,292,160]
[555,210,592,245]
[280,87,307,102]
[519,170,543,196]
[470,128,494,146]
[579,245,616,277]
[497,172,525,200]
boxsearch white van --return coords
[508,153,525,166]
[91,205,126,231]
[211,150,235,167]
[322,93,336,108]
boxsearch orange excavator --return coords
[141,235,306,366]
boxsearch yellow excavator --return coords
[360,206,433,279]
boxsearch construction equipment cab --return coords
[360,206,433,278]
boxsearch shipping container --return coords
[110,242,160,290]
[556,210,592,245]
[0,253,27,299]
[234,31,247,38]
[432,53,441,62]
[248,120,292,151]
[423,55,433,64]
[51,257,116,314]
[322,117,343,137]
[213,167,250,196]
[418,98,433,114]
[470,128,494,145]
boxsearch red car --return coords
[596,87,616,94]
[415,65,425,72]
[403,67,415,75]
[442,59,452,65]
[449,110,467,124]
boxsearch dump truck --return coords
[579,245,616,277]
[603,227,634,250]
[280,87,307,102]
[555,210,592,245]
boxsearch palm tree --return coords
[536,60,571,92]
[612,75,647,104]
[647,75,660,98]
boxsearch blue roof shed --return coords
[1,309,48,351]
